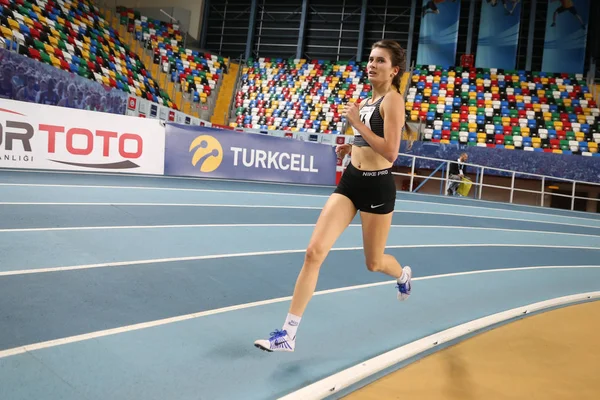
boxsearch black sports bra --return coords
[352,96,385,147]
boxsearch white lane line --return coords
[2,244,600,277]
[2,182,597,223]
[1,202,599,229]
[279,290,600,400]
[0,224,599,240]
[0,183,330,199]
[0,202,322,209]
[0,168,336,188]
[1,265,598,359]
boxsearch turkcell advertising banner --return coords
[542,0,589,73]
[164,124,337,185]
[0,98,165,174]
[476,0,522,70]
[417,0,461,67]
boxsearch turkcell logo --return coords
[230,147,319,173]
[188,134,319,174]
[190,135,223,172]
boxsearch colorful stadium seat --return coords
[408,65,600,156]
[0,0,175,108]
[229,58,371,133]
[115,6,226,108]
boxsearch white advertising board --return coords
[0,99,165,175]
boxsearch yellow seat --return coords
[0,26,13,39]
[552,149,563,154]
[505,145,515,150]
[51,55,61,67]
[521,127,530,137]
[8,18,20,30]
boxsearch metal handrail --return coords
[396,152,600,187]
[395,153,600,211]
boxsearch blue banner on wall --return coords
[0,48,127,114]
[475,0,522,70]
[396,142,600,183]
[542,0,589,73]
[164,124,338,185]
[417,0,461,66]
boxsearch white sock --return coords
[398,268,409,283]
[282,313,301,340]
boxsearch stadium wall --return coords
[116,0,203,41]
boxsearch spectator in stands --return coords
[447,152,469,196]
[255,39,412,353]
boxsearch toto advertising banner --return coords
[0,98,165,174]
[164,124,337,185]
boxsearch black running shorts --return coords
[334,162,397,214]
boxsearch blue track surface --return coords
[0,169,599,400]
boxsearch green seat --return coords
[504,135,514,145]
[512,126,521,135]
[40,50,51,64]
[34,39,45,51]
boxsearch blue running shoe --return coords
[254,329,295,352]
[396,266,412,301]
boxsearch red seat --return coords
[28,47,41,61]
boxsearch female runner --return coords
[255,39,412,352]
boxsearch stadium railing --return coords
[394,152,600,211]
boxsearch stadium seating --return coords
[408,65,600,156]
[115,6,225,108]
[229,58,372,134]
[0,0,175,108]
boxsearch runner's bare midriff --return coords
[351,145,393,171]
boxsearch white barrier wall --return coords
[125,95,355,145]
[0,98,166,175]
